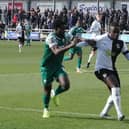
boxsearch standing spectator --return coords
[3,6,8,25]
[62,5,67,14]
[70,10,79,27]
[7,9,11,25]
[104,8,110,31]
[85,10,90,29]
[12,14,18,28]
[0,7,2,21]
[88,14,94,28]
[0,21,5,39]
[36,6,40,14]
[119,7,128,31]
[61,12,68,29]
[47,12,53,29]
[30,8,37,28]
[67,10,73,29]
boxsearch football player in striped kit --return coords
[78,22,129,120]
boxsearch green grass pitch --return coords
[0,40,129,129]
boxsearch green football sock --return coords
[43,94,50,108]
[63,56,71,61]
[77,57,82,68]
[26,40,30,46]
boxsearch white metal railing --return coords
[1,28,129,43]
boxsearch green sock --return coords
[63,56,71,61]
[55,86,67,96]
[77,57,82,68]
[43,94,50,109]
[26,40,30,46]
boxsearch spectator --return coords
[119,7,128,31]
[0,7,2,21]
[0,21,5,39]
[12,14,18,28]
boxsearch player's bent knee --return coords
[62,83,70,91]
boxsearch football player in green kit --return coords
[40,18,79,118]
[63,18,86,73]
[25,20,31,46]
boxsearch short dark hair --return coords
[109,22,120,33]
[110,22,119,28]
[53,18,65,30]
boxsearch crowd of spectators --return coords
[0,5,129,33]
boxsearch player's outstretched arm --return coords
[51,37,79,55]
[77,39,96,47]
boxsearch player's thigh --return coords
[95,69,120,88]
[41,68,54,87]
[55,68,70,86]
[18,37,22,42]
[76,47,82,56]
[105,72,120,87]
[69,48,76,55]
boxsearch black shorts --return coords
[94,69,120,85]
[18,37,24,44]
[92,47,97,51]
[90,46,97,52]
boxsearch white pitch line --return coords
[0,106,42,112]
[0,106,99,117]
[0,106,128,120]
[78,68,129,74]
[53,110,99,117]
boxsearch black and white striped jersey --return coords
[94,33,129,71]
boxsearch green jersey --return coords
[41,32,70,71]
[68,26,85,38]
[25,24,31,35]
[68,26,85,52]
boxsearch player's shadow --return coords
[52,113,129,123]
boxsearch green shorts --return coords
[69,47,82,55]
[41,67,68,87]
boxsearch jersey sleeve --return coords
[79,28,86,33]
[68,28,74,39]
[65,32,73,41]
[46,35,57,48]
[121,42,129,53]
[93,33,108,48]
[94,35,103,42]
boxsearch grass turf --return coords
[0,40,129,129]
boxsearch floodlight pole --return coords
[27,0,31,11]
[11,0,14,19]
[112,0,115,9]
[68,0,72,10]
[97,0,99,14]
[53,0,56,11]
